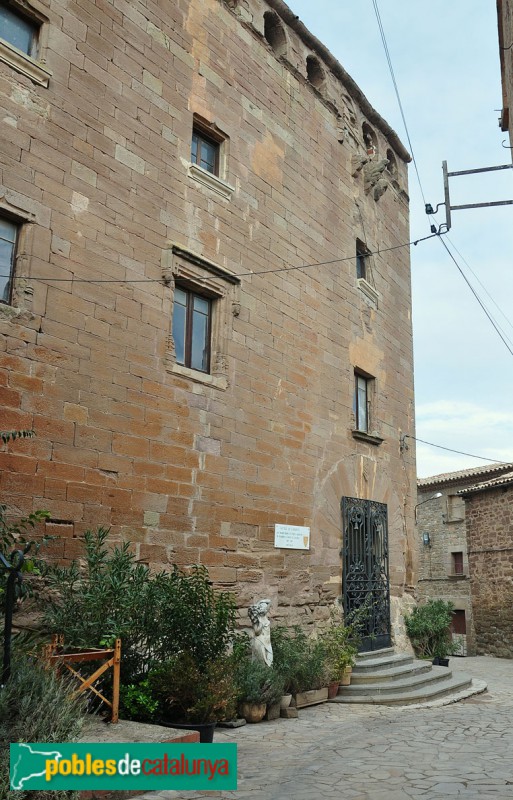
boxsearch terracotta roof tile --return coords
[417,462,513,489]
[459,470,513,495]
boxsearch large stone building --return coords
[417,463,513,656]
[0,0,417,642]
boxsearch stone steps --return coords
[330,648,480,706]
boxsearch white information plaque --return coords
[274,524,310,550]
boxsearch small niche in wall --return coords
[263,11,287,58]
[306,55,326,91]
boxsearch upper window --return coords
[0,0,51,86]
[451,551,464,576]
[191,129,219,176]
[172,286,212,373]
[0,3,38,55]
[356,240,367,280]
[447,494,465,522]
[354,373,370,433]
[0,216,18,305]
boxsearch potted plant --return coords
[235,657,285,723]
[404,599,456,666]
[320,616,359,697]
[148,651,238,742]
[271,625,328,708]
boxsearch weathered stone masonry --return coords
[0,0,417,630]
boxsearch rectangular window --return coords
[356,240,367,280]
[172,286,211,373]
[452,551,464,575]
[0,216,18,305]
[0,3,38,56]
[191,129,219,175]
[447,494,465,522]
[354,373,369,432]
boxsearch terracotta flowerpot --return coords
[280,693,292,709]
[340,666,352,686]
[240,701,267,723]
[328,681,340,699]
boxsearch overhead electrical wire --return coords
[370,0,513,357]
[438,236,513,357]
[408,435,513,465]
[3,231,440,285]
[370,0,428,207]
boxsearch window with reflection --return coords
[0,4,38,56]
[0,216,18,305]
[172,286,212,373]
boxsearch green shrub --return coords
[44,528,237,683]
[119,679,159,722]
[404,599,456,659]
[320,616,359,682]
[271,625,326,694]
[149,652,238,724]
[235,657,285,706]
[0,655,86,800]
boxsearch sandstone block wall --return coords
[0,0,416,628]
[467,487,513,658]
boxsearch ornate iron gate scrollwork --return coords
[341,497,391,651]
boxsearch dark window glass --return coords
[452,552,464,575]
[172,286,211,373]
[355,374,369,432]
[0,5,37,56]
[356,243,367,280]
[191,130,219,175]
[0,217,18,305]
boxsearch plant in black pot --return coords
[149,651,238,742]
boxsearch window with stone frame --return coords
[172,286,212,374]
[0,0,51,86]
[354,371,371,433]
[0,215,19,305]
[356,239,368,280]
[447,494,465,522]
[451,551,464,576]
[191,128,220,176]
[163,244,240,390]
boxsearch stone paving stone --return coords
[134,656,513,800]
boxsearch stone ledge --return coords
[78,716,199,800]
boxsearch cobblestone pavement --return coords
[137,656,513,800]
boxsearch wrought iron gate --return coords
[341,497,391,651]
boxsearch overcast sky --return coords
[288,0,513,478]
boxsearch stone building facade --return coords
[460,470,513,658]
[0,0,417,635]
[417,463,513,656]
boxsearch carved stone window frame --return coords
[0,196,39,320]
[162,243,240,390]
[0,0,52,87]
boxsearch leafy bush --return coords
[149,652,238,724]
[119,679,159,722]
[0,655,86,800]
[44,528,237,683]
[271,625,326,694]
[320,616,359,682]
[404,599,456,659]
[235,657,284,706]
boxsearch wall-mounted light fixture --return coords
[422,532,431,546]
[414,491,442,523]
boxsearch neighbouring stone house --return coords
[417,463,513,656]
[0,0,417,643]
[460,470,513,658]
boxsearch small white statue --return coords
[248,598,273,666]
